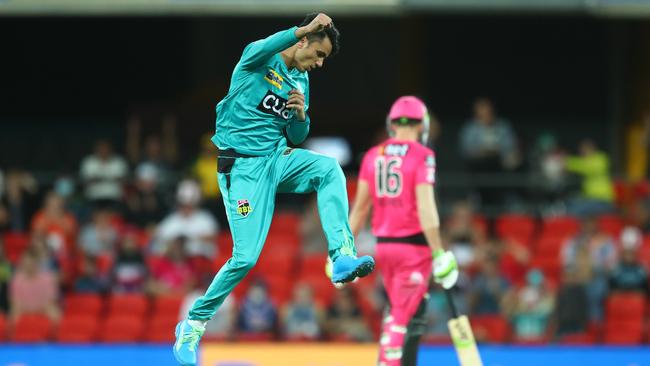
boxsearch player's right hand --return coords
[433,250,459,289]
[306,13,333,34]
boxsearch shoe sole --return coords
[333,260,375,284]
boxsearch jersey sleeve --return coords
[240,27,299,70]
[359,150,374,182]
[415,150,436,185]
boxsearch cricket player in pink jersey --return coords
[349,96,459,366]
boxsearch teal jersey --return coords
[212,26,311,156]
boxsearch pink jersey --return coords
[359,138,436,238]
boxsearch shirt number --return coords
[375,157,403,197]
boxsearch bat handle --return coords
[444,289,460,319]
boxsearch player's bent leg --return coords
[175,160,276,366]
[277,148,374,283]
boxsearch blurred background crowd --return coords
[1,11,650,345]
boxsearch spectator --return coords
[281,283,323,340]
[609,227,649,294]
[78,209,119,257]
[125,163,169,229]
[9,250,60,323]
[31,192,77,259]
[529,132,568,210]
[0,169,39,232]
[192,133,227,228]
[237,280,277,336]
[0,239,12,313]
[459,98,519,207]
[179,276,236,340]
[147,236,195,296]
[555,267,589,337]
[562,215,617,321]
[468,255,510,316]
[564,139,615,216]
[74,255,108,294]
[154,179,218,259]
[325,287,372,341]
[111,231,148,293]
[444,201,486,270]
[509,269,555,341]
[125,115,178,192]
[80,139,128,210]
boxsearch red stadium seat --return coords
[100,314,144,342]
[0,313,6,341]
[603,321,643,345]
[56,314,99,343]
[495,214,536,247]
[153,295,184,318]
[299,254,328,278]
[528,256,562,288]
[217,231,233,257]
[107,293,149,317]
[11,314,53,342]
[64,293,104,317]
[597,215,624,239]
[253,252,298,278]
[145,315,178,343]
[541,216,579,238]
[639,238,650,270]
[471,315,510,343]
[263,273,293,306]
[3,232,30,264]
[605,293,645,321]
[268,212,301,236]
[534,235,566,258]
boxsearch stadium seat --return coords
[99,314,144,342]
[145,314,178,343]
[107,293,149,317]
[299,254,328,278]
[495,214,536,246]
[603,321,643,345]
[64,293,104,318]
[217,231,233,257]
[11,314,53,342]
[0,313,6,341]
[541,216,580,238]
[534,235,566,258]
[605,293,646,321]
[471,315,510,343]
[597,215,624,238]
[56,314,99,343]
[3,232,30,264]
[253,251,298,278]
[268,212,301,236]
[528,256,562,288]
[263,273,293,306]
[152,295,184,318]
[639,238,650,270]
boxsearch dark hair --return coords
[299,12,340,56]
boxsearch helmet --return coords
[386,96,430,145]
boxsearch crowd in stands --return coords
[1,106,649,344]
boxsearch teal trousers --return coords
[189,145,356,320]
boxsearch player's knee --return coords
[319,155,343,175]
[231,257,257,272]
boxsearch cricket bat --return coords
[445,290,484,366]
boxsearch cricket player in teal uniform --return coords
[173,13,375,365]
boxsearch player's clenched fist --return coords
[296,13,333,39]
[287,89,306,121]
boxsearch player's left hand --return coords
[433,249,459,289]
[287,89,306,121]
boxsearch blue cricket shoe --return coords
[331,255,375,283]
[173,319,205,366]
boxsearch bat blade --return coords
[447,315,484,366]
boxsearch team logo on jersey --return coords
[384,144,410,157]
[257,90,291,120]
[264,68,283,89]
[237,199,253,217]
[426,155,436,167]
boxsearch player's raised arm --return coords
[240,13,333,70]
